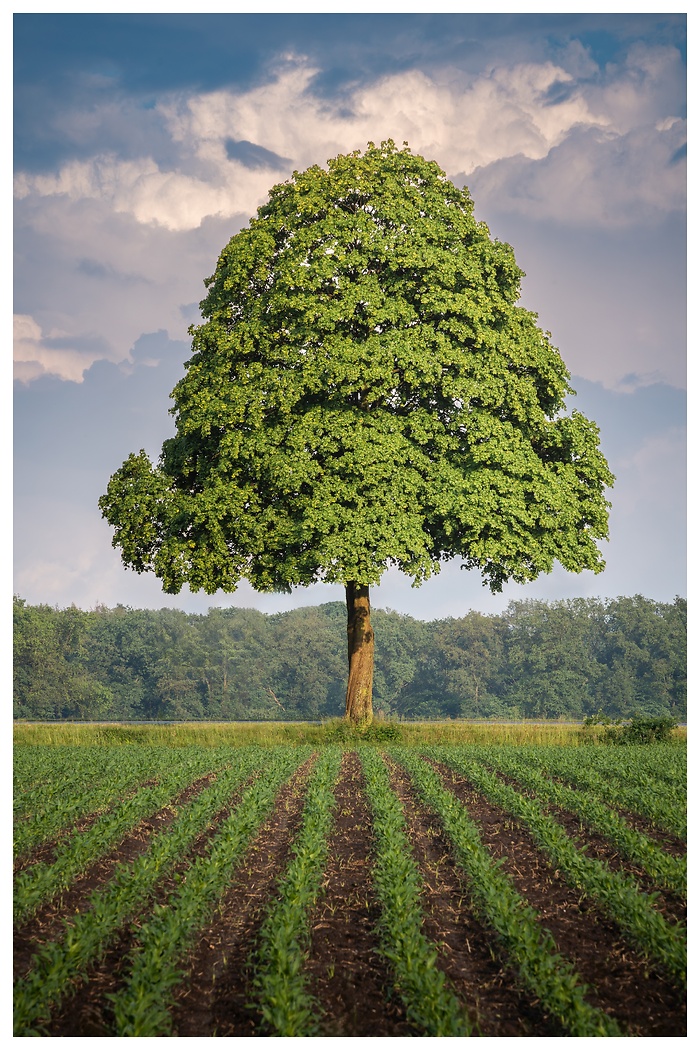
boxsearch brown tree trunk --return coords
[345,582,374,723]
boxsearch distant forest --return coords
[13,594,686,723]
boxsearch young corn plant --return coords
[253,746,343,1036]
[13,745,288,1036]
[359,746,471,1037]
[14,747,245,926]
[431,747,686,989]
[515,747,686,840]
[466,745,686,899]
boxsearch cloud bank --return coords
[14,42,685,385]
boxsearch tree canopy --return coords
[99,141,613,599]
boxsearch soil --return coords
[14,749,686,1038]
[302,752,416,1036]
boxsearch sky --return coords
[12,9,687,622]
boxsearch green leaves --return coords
[101,140,613,597]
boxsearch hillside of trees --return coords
[13,594,686,723]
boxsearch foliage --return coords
[321,718,402,744]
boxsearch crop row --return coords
[14,747,194,858]
[14,746,267,926]
[360,747,470,1036]
[391,748,621,1036]
[462,745,686,898]
[111,746,310,1036]
[510,745,686,840]
[253,747,343,1036]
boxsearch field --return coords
[14,727,686,1037]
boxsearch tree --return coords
[99,141,614,722]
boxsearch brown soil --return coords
[303,751,415,1036]
[34,767,263,1038]
[430,760,686,1037]
[13,770,223,982]
[170,756,316,1036]
[549,774,687,852]
[490,768,686,923]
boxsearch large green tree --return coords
[100,141,614,722]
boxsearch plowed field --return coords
[13,742,686,1037]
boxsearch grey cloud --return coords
[465,120,686,227]
[43,332,113,357]
[76,257,153,284]
[541,78,579,105]
[670,142,686,165]
[225,138,292,171]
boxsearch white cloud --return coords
[15,46,684,233]
[468,117,686,225]
[13,313,95,383]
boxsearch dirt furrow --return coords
[490,769,686,923]
[36,769,262,1037]
[303,751,415,1036]
[432,761,686,1037]
[170,756,315,1036]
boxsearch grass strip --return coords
[253,746,343,1036]
[431,747,686,988]
[392,748,621,1037]
[359,747,471,1037]
[12,745,288,1036]
[13,747,252,926]
[111,746,311,1036]
[470,746,686,898]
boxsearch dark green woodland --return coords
[13,594,685,723]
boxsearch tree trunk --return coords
[345,582,374,723]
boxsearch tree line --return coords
[13,594,686,723]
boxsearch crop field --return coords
[14,739,686,1036]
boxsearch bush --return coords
[583,714,678,744]
[612,717,678,744]
[319,718,402,744]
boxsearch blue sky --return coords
[13,10,686,620]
